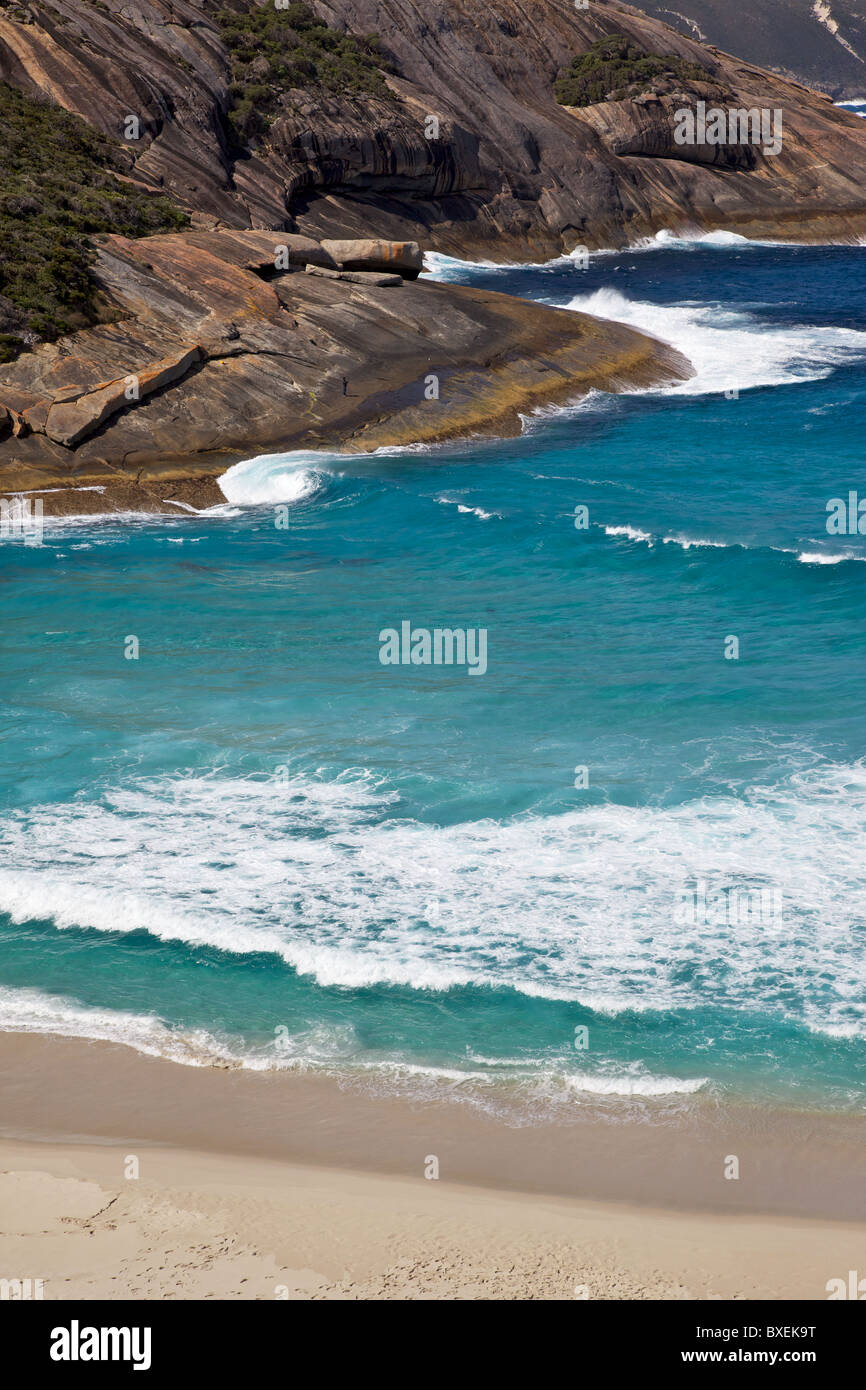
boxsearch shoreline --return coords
[1,1032,864,1223]
[425,224,866,269]
[1,1033,864,1300]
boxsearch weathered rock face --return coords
[304,0,866,252]
[3,0,866,258]
[0,0,241,220]
[43,347,204,446]
[264,88,485,209]
[574,88,756,168]
[0,228,691,510]
[305,265,405,285]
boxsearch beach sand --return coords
[0,1033,863,1300]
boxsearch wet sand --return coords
[0,1033,864,1299]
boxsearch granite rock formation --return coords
[2,0,866,260]
[0,229,692,510]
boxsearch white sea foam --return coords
[631,228,782,251]
[560,1070,706,1097]
[218,449,338,505]
[1,499,245,535]
[217,444,449,506]
[603,524,653,544]
[0,765,864,1037]
[0,983,381,1073]
[520,388,610,430]
[602,525,866,563]
[600,523,749,554]
[437,494,499,520]
[423,250,575,279]
[662,533,729,551]
[12,485,106,495]
[0,981,709,1102]
[0,984,253,1068]
[353,1056,708,1106]
[564,286,866,395]
[423,231,787,282]
[798,550,866,565]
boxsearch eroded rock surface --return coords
[0,229,691,511]
[2,0,866,259]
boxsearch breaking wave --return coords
[0,765,864,1038]
[564,287,866,396]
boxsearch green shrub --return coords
[212,1,392,146]
[554,33,708,108]
[0,82,188,362]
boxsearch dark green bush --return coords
[0,82,188,362]
[554,33,708,108]
[213,1,392,146]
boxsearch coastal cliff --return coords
[3,0,866,259]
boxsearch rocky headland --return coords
[1,0,866,511]
[0,230,691,512]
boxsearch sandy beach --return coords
[0,1033,863,1300]
[3,0,866,1321]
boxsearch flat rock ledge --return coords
[0,231,691,516]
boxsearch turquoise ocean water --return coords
[2,230,866,1120]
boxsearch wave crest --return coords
[218,450,339,505]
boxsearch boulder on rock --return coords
[218,231,338,270]
[320,240,423,279]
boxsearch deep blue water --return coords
[1,231,865,1118]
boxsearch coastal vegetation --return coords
[0,82,187,363]
[213,1,392,147]
[554,33,708,107]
